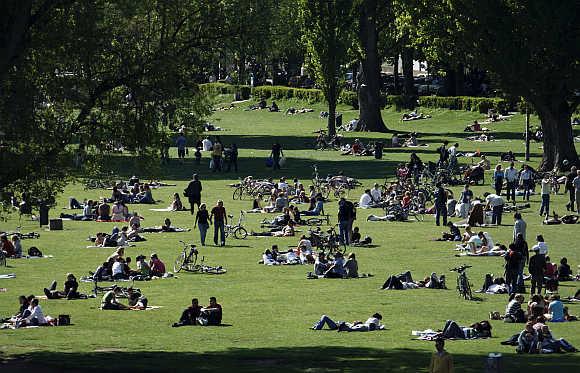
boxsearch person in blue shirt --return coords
[176,133,187,163]
[324,252,346,278]
[548,295,565,322]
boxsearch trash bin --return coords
[39,203,49,227]
[49,219,63,231]
[484,352,503,373]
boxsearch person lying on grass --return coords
[43,273,86,299]
[435,222,462,241]
[172,298,202,327]
[381,271,446,290]
[260,246,301,265]
[435,320,492,339]
[312,312,384,332]
[251,221,295,237]
[141,218,190,233]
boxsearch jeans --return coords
[442,320,465,339]
[312,315,338,330]
[492,204,503,225]
[506,270,518,294]
[576,190,580,213]
[530,275,543,294]
[539,193,550,216]
[516,258,526,288]
[506,181,516,201]
[522,179,532,201]
[212,155,222,171]
[338,220,350,245]
[198,223,209,245]
[214,221,225,245]
[495,178,503,196]
[435,204,447,226]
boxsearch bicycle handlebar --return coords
[450,265,472,272]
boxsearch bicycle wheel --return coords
[173,252,187,273]
[306,217,323,226]
[414,211,425,222]
[464,280,473,300]
[233,187,243,200]
[234,227,248,239]
[204,266,227,275]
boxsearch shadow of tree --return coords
[3,346,580,372]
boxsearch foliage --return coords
[300,0,356,135]
[419,96,510,114]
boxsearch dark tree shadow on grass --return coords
[2,346,580,372]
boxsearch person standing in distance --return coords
[184,174,202,215]
[210,200,228,246]
[270,141,283,170]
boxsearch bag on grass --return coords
[57,315,71,326]
[28,247,43,257]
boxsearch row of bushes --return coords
[199,83,251,100]
[418,96,510,114]
[202,83,577,115]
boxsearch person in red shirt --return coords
[402,191,412,208]
[210,200,228,246]
[149,253,166,276]
[172,298,202,327]
[1,235,15,257]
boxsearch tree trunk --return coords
[357,0,388,132]
[401,46,415,108]
[444,68,456,96]
[327,85,337,137]
[532,97,578,171]
[455,63,465,96]
[393,53,399,94]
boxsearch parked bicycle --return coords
[174,241,227,274]
[450,264,473,300]
[224,211,248,239]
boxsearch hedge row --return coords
[252,86,325,103]
[419,96,510,114]
[199,83,251,99]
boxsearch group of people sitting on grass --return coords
[498,293,577,325]
[172,297,222,327]
[100,285,148,310]
[501,320,578,354]
[0,234,22,258]
[1,296,54,328]
[92,248,166,281]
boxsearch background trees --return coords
[300,0,355,136]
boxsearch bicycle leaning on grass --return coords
[173,241,227,274]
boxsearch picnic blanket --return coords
[85,244,135,249]
[0,274,16,279]
[455,251,506,257]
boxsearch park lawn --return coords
[1,98,579,372]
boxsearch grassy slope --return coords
[0,98,579,372]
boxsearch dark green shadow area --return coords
[2,346,580,372]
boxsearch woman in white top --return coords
[111,201,125,221]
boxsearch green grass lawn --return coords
[1,98,579,372]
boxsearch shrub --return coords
[419,96,510,113]
[199,83,251,99]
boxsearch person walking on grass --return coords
[505,161,518,203]
[270,141,283,170]
[210,200,227,246]
[434,184,448,226]
[176,132,187,163]
[512,212,526,242]
[429,338,454,373]
[184,174,202,215]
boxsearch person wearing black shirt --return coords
[338,198,354,245]
[565,166,578,211]
[194,203,211,246]
[528,248,546,294]
[184,174,203,215]
[172,298,202,327]
[434,185,448,226]
[43,273,80,299]
[270,142,283,170]
[437,141,449,166]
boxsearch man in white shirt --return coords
[18,298,47,327]
[201,137,213,152]
[504,162,519,202]
[484,192,504,225]
[539,175,551,216]
[531,235,548,256]
[277,177,289,191]
[359,189,373,208]
[370,183,382,203]
[112,258,128,280]
[519,164,533,201]
[574,170,580,213]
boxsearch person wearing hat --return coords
[528,245,547,295]
[210,200,227,246]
